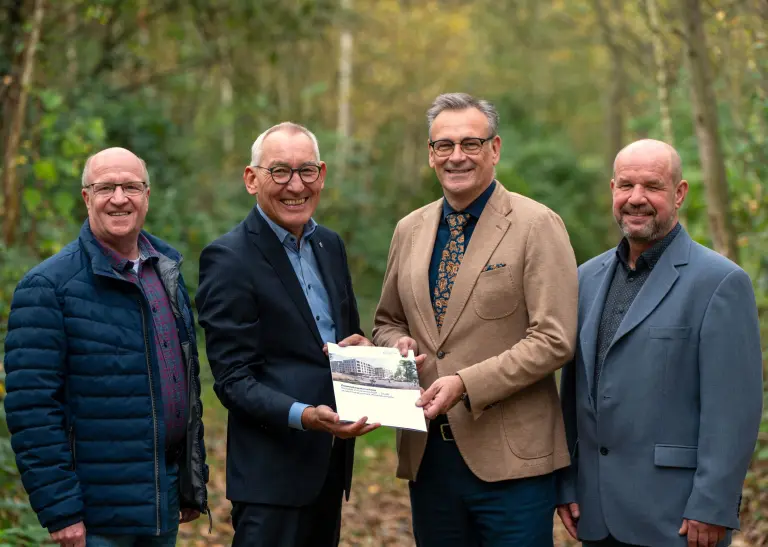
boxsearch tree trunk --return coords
[646,0,674,145]
[681,0,739,262]
[2,0,45,247]
[336,0,353,186]
[592,0,626,175]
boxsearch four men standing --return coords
[3,101,763,547]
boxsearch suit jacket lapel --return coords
[310,234,343,340]
[246,209,324,348]
[580,256,617,403]
[609,229,691,348]
[411,202,442,351]
[438,184,511,345]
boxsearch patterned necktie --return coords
[432,212,471,331]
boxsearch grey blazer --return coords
[557,227,763,546]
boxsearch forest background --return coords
[0,0,766,545]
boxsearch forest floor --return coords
[177,388,765,546]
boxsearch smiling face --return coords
[243,129,325,238]
[428,107,501,209]
[611,141,687,245]
[81,148,150,256]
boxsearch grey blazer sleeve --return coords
[556,357,579,505]
[683,268,763,529]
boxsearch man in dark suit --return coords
[196,122,380,547]
[556,139,762,546]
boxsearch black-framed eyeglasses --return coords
[429,136,494,157]
[254,163,322,184]
[85,181,147,197]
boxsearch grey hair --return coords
[426,93,500,138]
[249,122,321,166]
[81,154,151,187]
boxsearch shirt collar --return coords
[442,179,496,221]
[96,233,159,274]
[616,222,682,271]
[257,204,318,248]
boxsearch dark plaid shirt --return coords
[593,223,682,401]
[97,234,188,449]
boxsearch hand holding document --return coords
[327,343,427,432]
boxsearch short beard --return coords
[616,212,675,244]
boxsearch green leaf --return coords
[38,90,63,111]
[32,159,57,183]
[22,189,42,212]
[53,192,76,219]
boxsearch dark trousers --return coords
[409,418,556,547]
[231,441,345,547]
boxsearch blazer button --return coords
[600,447,609,456]
[437,351,445,359]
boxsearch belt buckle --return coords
[440,423,454,442]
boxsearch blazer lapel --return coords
[411,202,442,351]
[247,210,324,348]
[438,185,511,345]
[609,229,691,348]
[310,234,343,340]
[580,255,617,404]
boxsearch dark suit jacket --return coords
[196,207,362,506]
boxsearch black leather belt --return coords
[430,416,455,442]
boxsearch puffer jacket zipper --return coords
[139,299,161,536]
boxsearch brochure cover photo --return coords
[327,343,427,432]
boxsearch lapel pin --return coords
[318,241,323,248]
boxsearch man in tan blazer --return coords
[372,93,578,546]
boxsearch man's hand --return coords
[679,519,727,547]
[556,503,580,540]
[301,405,380,439]
[323,334,374,356]
[180,509,201,523]
[50,522,85,547]
[416,375,466,419]
[394,336,427,372]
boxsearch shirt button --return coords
[600,447,609,456]
[437,351,445,359]
[315,315,320,321]
[163,341,168,348]
[152,306,157,313]
[308,284,312,290]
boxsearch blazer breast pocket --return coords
[472,266,519,320]
[483,263,506,272]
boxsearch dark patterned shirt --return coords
[96,234,188,449]
[593,223,682,401]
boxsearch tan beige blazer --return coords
[372,182,578,482]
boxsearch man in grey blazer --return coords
[556,139,762,547]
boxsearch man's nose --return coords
[447,142,467,163]
[285,172,306,192]
[110,186,129,204]
[627,185,647,204]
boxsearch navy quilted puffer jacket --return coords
[3,221,209,535]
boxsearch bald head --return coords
[613,139,682,185]
[82,147,150,187]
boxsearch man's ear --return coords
[244,166,259,196]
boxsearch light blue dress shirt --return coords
[257,205,337,430]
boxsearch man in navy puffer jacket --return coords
[3,147,209,547]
